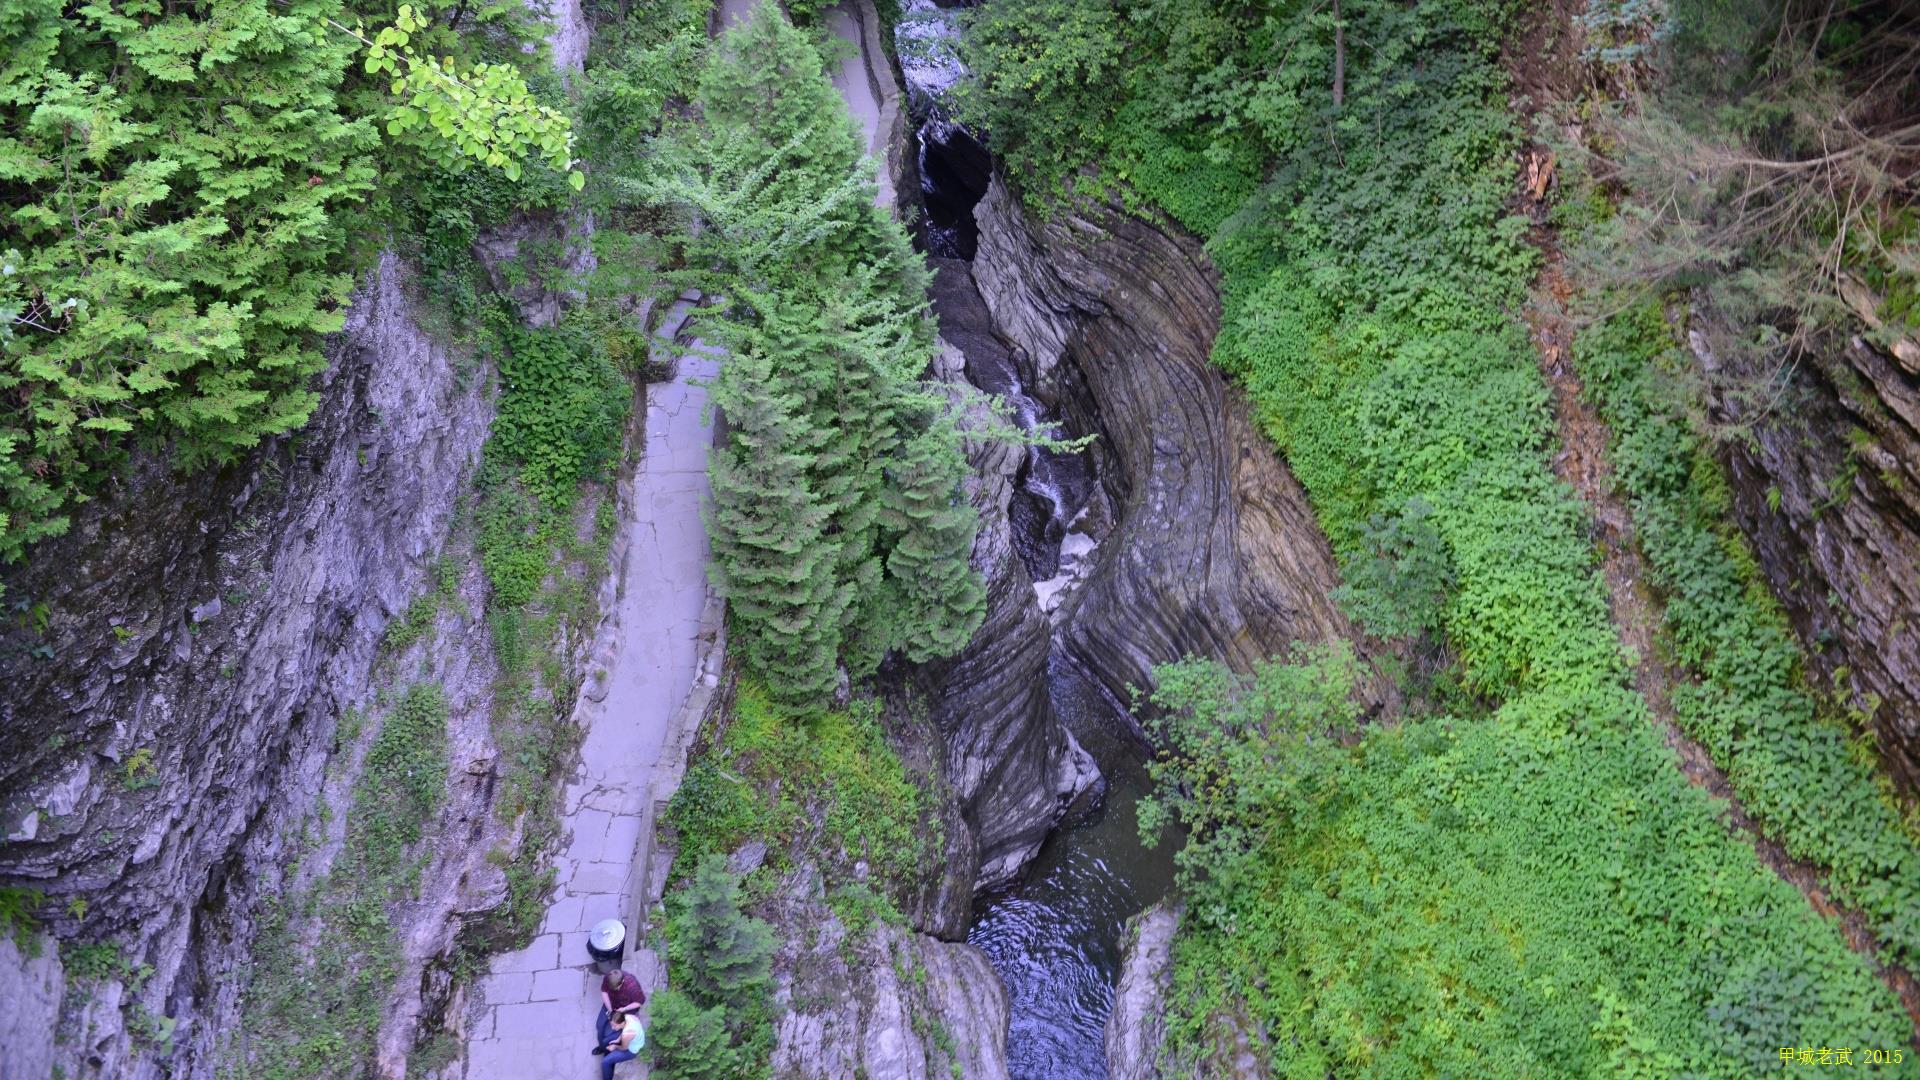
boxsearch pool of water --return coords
[967,659,1180,1080]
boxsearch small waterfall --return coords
[903,10,1178,1079]
[898,0,990,260]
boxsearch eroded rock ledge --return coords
[919,323,1099,894]
[970,174,1388,713]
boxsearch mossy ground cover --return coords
[959,0,1916,1072]
[666,680,935,918]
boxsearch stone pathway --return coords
[456,5,907,1074]
[460,300,722,1079]
[822,0,896,211]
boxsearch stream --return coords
[968,658,1179,1080]
[898,6,1181,1075]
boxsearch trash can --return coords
[587,918,626,974]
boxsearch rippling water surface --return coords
[968,661,1180,1080]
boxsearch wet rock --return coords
[971,174,1392,714]
[1105,901,1180,1080]
[1699,325,1920,796]
[921,332,1099,892]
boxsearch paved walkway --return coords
[822,0,894,210]
[460,302,720,1079]
[456,6,904,1075]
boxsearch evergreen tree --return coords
[669,853,775,1010]
[644,989,742,1080]
[704,331,845,705]
[880,414,987,662]
[640,0,990,701]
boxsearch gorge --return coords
[5,0,1920,1078]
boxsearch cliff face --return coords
[920,329,1098,893]
[1703,328,1920,796]
[0,254,500,1076]
[768,854,1011,1080]
[1104,901,1178,1080]
[969,175,1387,712]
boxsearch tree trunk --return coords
[1333,0,1346,107]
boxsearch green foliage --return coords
[0,0,578,570]
[646,988,748,1079]
[350,683,450,881]
[665,681,931,897]
[705,334,846,702]
[489,327,626,510]
[360,4,582,187]
[1145,652,1907,1077]
[658,682,934,1076]
[665,853,775,1011]
[63,939,137,983]
[1329,495,1453,640]
[635,5,981,705]
[650,855,774,1078]
[579,0,708,178]
[474,321,628,609]
[385,557,462,650]
[950,0,1125,203]
[1577,301,1920,968]
[120,747,159,790]
[877,415,986,663]
[0,887,43,951]
[964,0,1914,1068]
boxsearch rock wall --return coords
[1104,901,1178,1080]
[0,253,498,1077]
[920,326,1097,892]
[769,865,1011,1080]
[0,934,64,1080]
[970,175,1389,713]
[1700,327,1920,796]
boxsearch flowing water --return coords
[898,12,1182,1075]
[968,660,1180,1080]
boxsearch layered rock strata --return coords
[919,318,1098,892]
[1700,327,1920,796]
[970,175,1388,713]
[1105,901,1180,1080]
